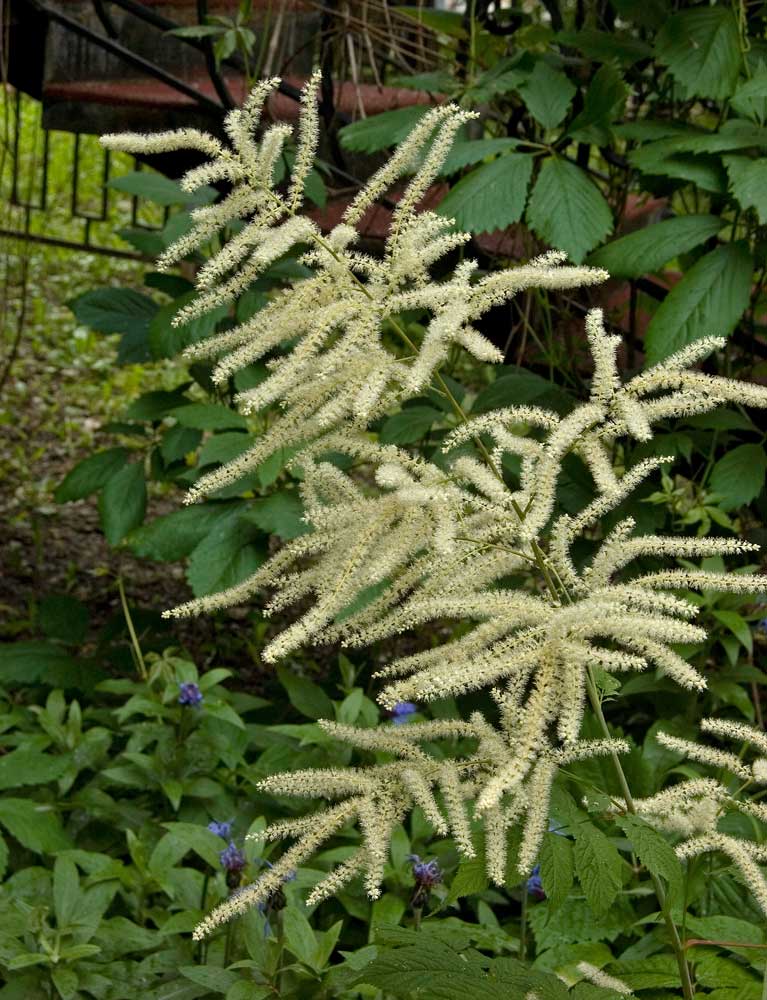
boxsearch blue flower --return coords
[407,854,442,887]
[178,682,203,707]
[219,842,246,874]
[408,853,442,907]
[526,864,545,900]
[391,702,417,724]
[208,820,232,840]
[759,617,767,635]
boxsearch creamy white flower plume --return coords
[109,80,767,935]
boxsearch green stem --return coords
[118,577,147,680]
[519,889,528,961]
[198,871,210,963]
[584,667,695,1000]
[224,921,234,967]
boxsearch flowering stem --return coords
[266,161,688,996]
[430,342,693,997]
[584,667,695,1000]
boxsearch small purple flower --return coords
[759,617,767,635]
[408,854,443,888]
[178,682,203,707]
[526,864,545,900]
[391,702,417,725]
[208,820,232,840]
[219,842,246,875]
[408,853,443,907]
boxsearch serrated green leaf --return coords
[179,966,239,993]
[445,855,489,904]
[53,855,81,929]
[568,65,627,141]
[713,610,754,654]
[710,443,767,510]
[628,145,727,193]
[99,462,147,545]
[490,958,569,999]
[527,158,612,263]
[109,171,214,206]
[608,955,681,991]
[198,431,255,467]
[277,666,334,720]
[472,369,567,415]
[587,215,721,279]
[695,954,760,990]
[159,823,226,868]
[438,138,519,176]
[186,515,267,597]
[519,61,576,130]
[339,106,430,153]
[673,119,767,154]
[686,913,764,947]
[379,406,443,445]
[395,6,467,37]
[573,824,622,915]
[245,491,306,539]
[226,984,271,1000]
[528,895,633,951]
[69,288,157,336]
[0,746,68,791]
[125,386,191,421]
[129,502,244,562]
[644,242,753,366]
[54,448,130,503]
[436,154,533,235]
[615,814,683,903]
[556,28,650,65]
[724,155,767,223]
[283,906,318,968]
[731,67,767,123]
[171,403,249,431]
[656,7,742,100]
[51,967,78,999]
[160,424,202,464]
[539,832,574,910]
[354,939,509,998]
[149,292,229,359]
[0,798,71,853]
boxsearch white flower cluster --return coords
[103,78,767,936]
[612,721,767,915]
[192,715,626,938]
[104,75,604,505]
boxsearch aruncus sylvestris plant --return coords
[102,74,767,990]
